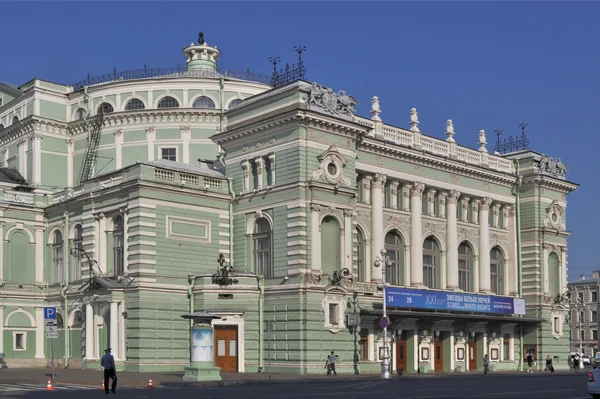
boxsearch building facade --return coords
[0,34,578,374]
[568,272,600,355]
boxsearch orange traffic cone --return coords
[101,380,105,390]
[147,378,154,388]
[46,378,53,391]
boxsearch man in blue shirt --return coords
[101,348,117,394]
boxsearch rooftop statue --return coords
[307,83,358,116]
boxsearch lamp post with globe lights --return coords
[374,248,393,379]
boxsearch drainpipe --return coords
[60,212,70,368]
[219,77,225,145]
[513,159,524,371]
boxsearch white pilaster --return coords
[66,139,74,188]
[0,222,4,281]
[344,210,353,271]
[362,176,372,205]
[114,129,123,170]
[441,250,447,290]
[410,182,425,286]
[118,301,125,361]
[311,204,322,272]
[427,189,436,216]
[473,255,480,293]
[401,184,411,212]
[268,154,276,187]
[34,227,44,283]
[121,208,128,273]
[371,173,386,282]
[241,160,250,193]
[390,182,399,210]
[110,302,119,359]
[181,126,190,163]
[542,244,550,295]
[146,127,155,161]
[97,213,107,274]
[254,157,264,190]
[0,306,4,355]
[85,303,94,359]
[479,198,492,293]
[2,149,8,167]
[18,138,27,178]
[461,197,470,222]
[446,190,460,290]
[403,244,411,285]
[492,204,501,228]
[471,200,480,224]
[31,133,42,186]
[509,206,519,295]
[35,307,44,358]
[439,193,447,219]
[560,247,567,293]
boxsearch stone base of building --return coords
[2,358,49,369]
[183,362,222,382]
[125,361,187,373]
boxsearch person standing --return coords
[526,351,534,373]
[324,351,337,376]
[545,355,554,373]
[483,354,489,376]
[101,348,117,394]
[574,353,580,372]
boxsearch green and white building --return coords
[0,34,578,374]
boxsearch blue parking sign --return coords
[44,307,56,319]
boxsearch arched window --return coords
[157,96,179,109]
[228,98,244,109]
[113,216,124,276]
[253,218,272,277]
[75,108,86,120]
[56,313,64,330]
[356,227,366,282]
[12,116,19,124]
[458,242,473,292]
[384,231,404,286]
[192,96,216,109]
[97,102,114,114]
[490,247,504,295]
[52,231,64,284]
[125,98,145,111]
[320,216,341,276]
[72,224,83,281]
[71,311,84,329]
[423,237,438,289]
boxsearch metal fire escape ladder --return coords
[79,111,104,184]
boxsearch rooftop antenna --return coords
[294,45,307,79]
[494,129,503,152]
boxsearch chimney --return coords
[594,270,600,279]
[581,274,586,280]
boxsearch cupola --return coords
[182,32,221,72]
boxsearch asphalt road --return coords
[1,373,593,399]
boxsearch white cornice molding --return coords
[522,175,578,193]
[0,116,69,147]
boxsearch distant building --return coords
[568,272,600,355]
[0,34,578,374]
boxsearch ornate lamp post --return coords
[374,249,393,379]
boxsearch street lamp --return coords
[374,248,393,379]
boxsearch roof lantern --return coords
[182,32,221,72]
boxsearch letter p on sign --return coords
[44,307,56,320]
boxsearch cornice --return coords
[212,111,303,144]
[0,116,69,147]
[522,175,579,193]
[359,138,516,187]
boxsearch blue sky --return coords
[2,1,598,280]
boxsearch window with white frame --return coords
[72,224,83,281]
[12,116,19,125]
[157,96,179,109]
[97,102,114,114]
[253,218,272,277]
[76,108,86,120]
[113,216,124,276]
[458,242,472,291]
[14,332,25,350]
[423,237,438,289]
[161,147,177,161]
[490,247,504,295]
[322,295,345,333]
[192,96,216,109]
[228,98,244,109]
[125,98,145,111]
[329,303,339,325]
[52,231,64,284]
[384,231,403,286]
[553,316,560,334]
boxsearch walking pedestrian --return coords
[526,351,534,373]
[574,353,580,372]
[483,354,489,375]
[545,355,554,373]
[324,351,337,376]
[101,348,117,394]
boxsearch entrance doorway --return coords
[468,340,477,371]
[215,326,238,372]
[396,339,407,373]
[434,341,444,372]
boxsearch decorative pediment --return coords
[543,200,565,231]
[312,145,352,188]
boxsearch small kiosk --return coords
[181,312,223,381]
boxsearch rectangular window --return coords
[423,254,436,289]
[503,333,510,360]
[161,147,176,161]
[490,264,499,295]
[359,336,368,360]
[553,317,561,334]
[579,293,584,303]
[594,291,598,303]
[15,333,24,350]
[458,259,469,291]
[593,311,598,323]
[329,304,339,325]
[581,311,585,323]
[593,330,598,340]
[581,330,585,341]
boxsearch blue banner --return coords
[385,287,526,315]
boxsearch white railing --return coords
[203,178,223,189]
[154,169,175,181]
[3,191,34,205]
[352,116,514,174]
[180,174,199,185]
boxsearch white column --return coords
[34,227,44,283]
[509,206,519,295]
[390,182,399,210]
[268,154,276,187]
[0,222,4,281]
[2,149,8,167]
[543,244,550,295]
[85,303,94,359]
[31,133,42,186]
[110,302,119,359]
[146,127,155,161]
[66,139,74,188]
[427,189,436,216]
[371,173,386,282]
[404,244,411,286]
[254,157,264,190]
[560,247,568,294]
[18,138,27,178]
[35,307,44,358]
[446,190,460,290]
[121,208,128,273]
[241,160,250,193]
[0,306,4,355]
[310,204,322,272]
[362,176,372,205]
[473,255,480,293]
[410,182,425,286]
[343,209,353,271]
[413,328,419,372]
[181,126,190,163]
[492,204,501,228]
[441,250,447,289]
[479,198,492,293]
[114,129,123,170]
[365,240,372,283]
[118,301,126,361]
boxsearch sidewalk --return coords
[0,367,586,388]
